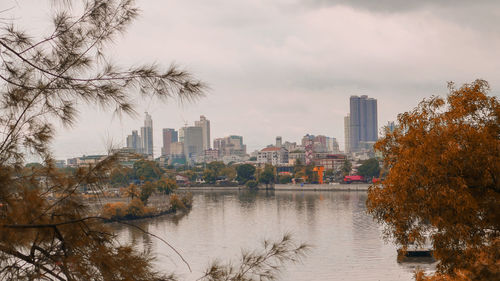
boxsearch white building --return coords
[257,147,289,166]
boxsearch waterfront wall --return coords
[274,183,370,191]
[179,183,370,191]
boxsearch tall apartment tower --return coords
[276,136,282,147]
[140,112,153,156]
[344,114,350,153]
[126,130,142,153]
[195,115,210,150]
[181,126,203,162]
[161,128,178,156]
[349,95,377,152]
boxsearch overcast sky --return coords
[4,0,500,159]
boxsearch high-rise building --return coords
[276,136,282,147]
[161,128,178,156]
[344,114,350,153]
[326,137,340,154]
[126,130,141,153]
[140,112,153,156]
[181,126,203,163]
[349,95,377,152]
[213,135,247,157]
[195,115,210,150]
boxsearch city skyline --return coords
[14,1,499,159]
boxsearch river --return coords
[115,190,435,280]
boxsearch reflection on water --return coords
[116,190,435,281]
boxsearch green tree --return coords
[156,178,177,195]
[220,166,236,181]
[207,161,225,174]
[367,80,499,281]
[293,158,304,175]
[133,160,162,182]
[184,170,197,182]
[258,164,276,188]
[203,161,225,183]
[357,158,380,178]
[203,168,217,184]
[236,164,256,183]
[304,165,318,183]
[341,159,352,176]
[279,174,293,184]
[109,166,133,187]
[139,181,155,205]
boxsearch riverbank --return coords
[274,183,370,191]
[179,183,370,192]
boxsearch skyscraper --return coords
[126,130,141,153]
[181,126,203,162]
[349,95,377,152]
[161,128,178,156]
[195,115,210,150]
[140,112,153,156]
[276,136,282,147]
[344,114,350,153]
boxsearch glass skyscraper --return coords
[349,95,377,152]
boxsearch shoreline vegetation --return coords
[99,192,193,222]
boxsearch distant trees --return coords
[139,181,156,204]
[367,80,499,281]
[156,178,178,195]
[236,164,256,183]
[203,161,225,183]
[259,164,276,188]
[357,158,380,179]
[110,166,133,187]
[279,174,293,184]
[341,159,352,176]
[133,160,162,182]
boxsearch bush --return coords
[180,192,193,209]
[279,175,293,184]
[246,180,258,189]
[102,202,127,219]
[126,198,146,218]
[169,194,186,211]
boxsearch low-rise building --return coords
[313,154,346,170]
[203,148,220,163]
[213,135,247,157]
[66,155,107,168]
[288,150,306,165]
[258,147,289,166]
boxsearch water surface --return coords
[117,190,435,280]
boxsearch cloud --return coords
[4,0,499,158]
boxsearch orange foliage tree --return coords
[367,80,499,280]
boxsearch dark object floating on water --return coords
[397,248,435,263]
